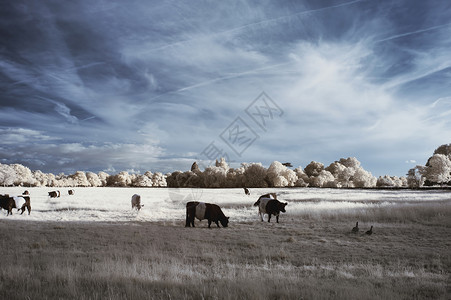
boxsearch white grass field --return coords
[1,187,450,299]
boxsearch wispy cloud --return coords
[0,0,450,176]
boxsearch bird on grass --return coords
[351,222,359,233]
[365,226,373,235]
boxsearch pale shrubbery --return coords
[10,144,451,189]
[407,143,451,187]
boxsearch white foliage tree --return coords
[69,171,90,187]
[97,172,109,187]
[294,167,309,187]
[310,170,336,187]
[32,170,50,187]
[11,164,35,186]
[132,174,153,187]
[151,172,167,187]
[353,168,376,188]
[423,154,451,185]
[304,161,324,177]
[376,175,395,187]
[267,161,297,187]
[86,172,102,187]
[0,163,16,186]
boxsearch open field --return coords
[0,188,450,299]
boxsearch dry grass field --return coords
[1,201,450,299]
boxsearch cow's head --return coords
[279,202,288,213]
[220,216,229,227]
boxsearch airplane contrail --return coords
[142,0,367,54]
[147,62,291,102]
[376,22,451,43]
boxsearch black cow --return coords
[0,195,16,216]
[48,191,60,198]
[243,187,250,195]
[254,197,287,223]
[185,201,229,228]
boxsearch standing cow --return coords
[254,196,287,223]
[48,191,60,198]
[0,195,16,216]
[0,194,30,216]
[185,201,229,228]
[15,195,31,215]
[131,194,143,210]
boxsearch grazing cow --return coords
[243,187,250,195]
[185,201,229,228]
[48,191,60,198]
[351,222,359,233]
[131,194,143,210]
[0,195,16,216]
[254,197,287,223]
[23,190,29,195]
[68,189,75,195]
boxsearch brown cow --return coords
[185,201,229,228]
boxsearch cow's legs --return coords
[259,211,264,221]
[215,220,220,228]
[208,219,212,228]
[185,207,190,227]
[276,213,279,223]
[267,213,271,223]
[186,205,196,227]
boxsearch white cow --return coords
[131,194,143,210]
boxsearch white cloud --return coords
[0,128,55,144]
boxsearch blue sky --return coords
[1,0,450,176]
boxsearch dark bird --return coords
[351,221,359,233]
[365,226,373,235]
[282,162,293,168]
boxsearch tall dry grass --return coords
[1,200,450,299]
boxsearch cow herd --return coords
[131,190,288,228]
[0,191,31,216]
[2,189,289,228]
[1,189,77,217]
